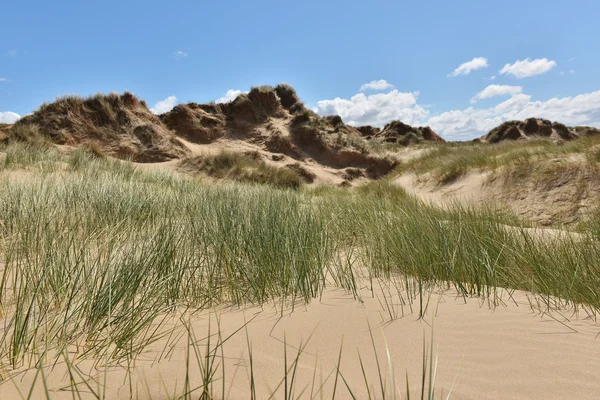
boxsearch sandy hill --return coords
[481,118,600,143]
[158,85,444,182]
[393,129,600,226]
[5,85,423,185]
[159,84,401,182]
[9,85,600,193]
[10,92,189,162]
[356,120,445,145]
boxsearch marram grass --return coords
[1,144,600,397]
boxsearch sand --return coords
[136,137,361,186]
[394,172,493,209]
[394,170,600,226]
[3,282,600,399]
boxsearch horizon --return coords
[1,0,599,140]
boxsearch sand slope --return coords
[394,169,600,226]
[4,284,600,399]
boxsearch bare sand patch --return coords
[3,284,600,399]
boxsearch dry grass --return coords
[179,151,304,189]
[401,136,600,185]
[11,92,188,162]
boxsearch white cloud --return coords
[314,84,600,141]
[471,84,523,103]
[150,96,178,114]
[426,91,600,141]
[0,111,20,123]
[315,89,428,127]
[490,76,496,81]
[359,79,395,92]
[7,50,16,57]
[569,69,576,74]
[449,57,488,77]
[499,58,557,78]
[493,93,531,113]
[173,50,188,59]
[216,89,248,103]
[569,57,576,62]
[0,78,6,82]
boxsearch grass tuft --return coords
[179,151,303,189]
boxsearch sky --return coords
[1,0,599,140]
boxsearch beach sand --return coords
[3,282,600,399]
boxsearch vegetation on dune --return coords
[179,150,305,189]
[402,136,600,184]
[1,143,600,396]
[274,83,302,111]
[0,85,435,186]
[289,110,399,177]
[1,124,49,146]
[482,118,598,143]
[5,87,600,396]
[376,120,445,145]
[0,144,600,363]
[9,92,188,162]
[160,102,227,144]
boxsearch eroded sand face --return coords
[3,283,600,399]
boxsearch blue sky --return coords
[1,0,599,140]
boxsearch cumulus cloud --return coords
[0,111,20,123]
[493,93,532,113]
[314,89,429,127]
[490,76,496,81]
[471,84,523,103]
[426,91,600,141]
[173,50,188,59]
[449,57,488,77]
[499,58,557,78]
[216,89,248,103]
[359,79,395,92]
[316,84,600,141]
[150,96,178,114]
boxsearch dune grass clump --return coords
[10,92,188,162]
[179,151,303,189]
[0,141,64,171]
[327,181,600,313]
[0,159,335,368]
[274,83,302,110]
[1,124,49,146]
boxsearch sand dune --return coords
[4,87,600,399]
[394,168,600,226]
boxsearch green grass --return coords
[0,154,333,368]
[1,146,600,396]
[402,136,600,184]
